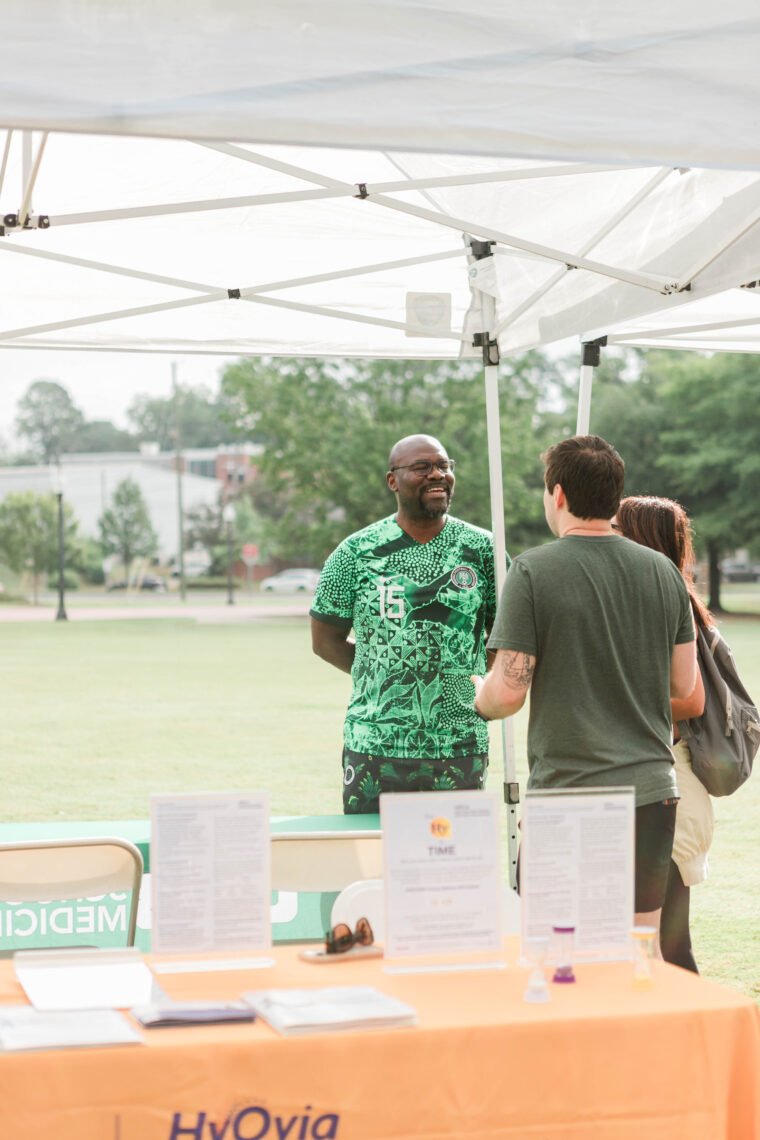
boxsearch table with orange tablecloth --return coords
[1,939,759,1140]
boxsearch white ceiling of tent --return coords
[2,4,760,360]
[1,1,759,172]
[2,132,760,359]
[588,287,760,354]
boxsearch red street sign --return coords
[241,543,259,566]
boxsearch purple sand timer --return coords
[552,924,576,983]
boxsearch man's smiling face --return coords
[387,437,455,521]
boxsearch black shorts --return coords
[634,800,678,913]
[515,798,677,914]
[341,748,488,815]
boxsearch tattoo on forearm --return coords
[501,652,535,687]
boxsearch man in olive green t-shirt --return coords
[472,435,697,938]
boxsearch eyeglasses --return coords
[324,916,374,954]
[389,459,455,476]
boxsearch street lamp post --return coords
[222,503,236,606]
[50,465,67,622]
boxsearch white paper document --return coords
[13,947,163,1011]
[0,1006,142,1051]
[241,986,416,1035]
[381,791,502,960]
[521,788,635,961]
[151,792,271,955]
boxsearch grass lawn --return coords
[2,610,758,1001]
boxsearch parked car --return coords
[106,575,168,592]
[720,560,760,583]
[259,568,321,593]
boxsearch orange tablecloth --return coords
[1,940,758,1140]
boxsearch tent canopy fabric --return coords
[1,1,760,173]
[584,287,760,354]
[3,132,760,359]
[3,4,760,361]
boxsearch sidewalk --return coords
[0,600,311,623]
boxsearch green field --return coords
[2,610,758,1000]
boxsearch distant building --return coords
[0,444,262,559]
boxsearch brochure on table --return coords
[0,1006,142,1052]
[381,791,502,964]
[521,788,635,962]
[151,792,271,955]
[14,947,164,1012]
[242,986,417,1035]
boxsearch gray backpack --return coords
[676,626,760,797]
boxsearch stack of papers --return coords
[14,947,166,1011]
[131,1001,256,1028]
[0,1007,142,1052]
[241,985,416,1036]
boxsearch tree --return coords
[183,494,265,574]
[578,349,674,498]
[127,384,241,450]
[221,355,566,565]
[15,380,85,462]
[67,420,139,453]
[563,347,760,612]
[98,477,158,571]
[650,351,760,611]
[0,491,79,603]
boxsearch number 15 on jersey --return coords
[378,578,406,620]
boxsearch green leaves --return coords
[98,477,158,570]
[221,354,563,564]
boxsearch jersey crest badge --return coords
[450,565,478,590]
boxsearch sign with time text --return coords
[381,791,502,959]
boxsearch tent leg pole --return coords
[479,291,519,890]
[577,337,606,434]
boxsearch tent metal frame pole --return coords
[470,242,519,889]
[494,167,674,335]
[0,242,471,345]
[0,129,12,199]
[607,313,760,344]
[366,195,676,293]
[0,269,470,345]
[202,144,676,292]
[47,168,636,227]
[0,292,224,342]
[675,204,760,290]
[0,239,462,297]
[577,338,606,434]
[21,131,32,197]
[239,291,468,338]
[17,132,47,227]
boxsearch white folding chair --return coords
[270,830,383,893]
[0,837,144,950]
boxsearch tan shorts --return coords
[672,738,714,886]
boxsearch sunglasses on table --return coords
[324,917,374,955]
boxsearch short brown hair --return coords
[542,435,624,520]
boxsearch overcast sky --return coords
[0,348,237,447]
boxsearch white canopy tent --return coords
[584,286,760,355]
[4,0,760,880]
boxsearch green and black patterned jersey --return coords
[311,515,502,760]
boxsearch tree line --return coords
[4,379,240,464]
[2,349,758,611]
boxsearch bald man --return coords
[311,434,504,814]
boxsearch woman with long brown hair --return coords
[615,495,712,972]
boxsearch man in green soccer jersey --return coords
[311,434,502,814]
